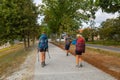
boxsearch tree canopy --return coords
[39,0,97,36]
[0,0,39,47]
[95,0,120,13]
[99,17,120,41]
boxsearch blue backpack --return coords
[71,39,77,45]
[38,34,48,49]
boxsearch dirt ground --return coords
[53,42,120,80]
[82,50,120,80]
[4,48,36,80]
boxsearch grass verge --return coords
[86,47,120,58]
[87,41,120,47]
[0,43,34,79]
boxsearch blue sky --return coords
[33,0,118,28]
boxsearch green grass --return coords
[0,43,23,57]
[86,47,120,58]
[0,44,34,79]
[87,40,120,47]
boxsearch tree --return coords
[0,0,39,48]
[99,17,120,41]
[95,0,120,42]
[95,0,120,13]
[82,27,98,41]
[82,28,91,41]
[39,0,97,40]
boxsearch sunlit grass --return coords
[86,47,120,58]
[0,43,34,79]
[0,43,23,57]
[87,41,120,47]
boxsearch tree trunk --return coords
[23,36,27,48]
[32,35,36,45]
[27,33,30,47]
[23,30,27,49]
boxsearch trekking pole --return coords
[47,48,51,59]
[37,49,39,62]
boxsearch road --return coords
[34,43,116,80]
[86,44,120,53]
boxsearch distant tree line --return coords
[82,0,120,42]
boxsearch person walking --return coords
[75,34,85,68]
[38,32,48,67]
[65,35,71,56]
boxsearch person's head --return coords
[42,31,46,34]
[76,34,82,38]
[67,34,70,37]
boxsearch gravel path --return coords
[34,43,117,80]
[5,48,36,80]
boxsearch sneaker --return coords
[76,64,80,68]
[41,62,46,67]
[43,61,46,66]
[41,62,44,67]
[80,64,83,67]
[66,53,68,56]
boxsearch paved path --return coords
[86,44,120,53]
[34,43,116,80]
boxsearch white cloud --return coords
[95,9,118,26]
[33,0,42,6]
[33,0,43,24]
[37,15,44,25]
[82,9,118,28]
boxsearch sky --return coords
[82,9,118,28]
[33,0,119,28]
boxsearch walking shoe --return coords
[41,62,45,67]
[76,64,80,68]
[80,64,83,67]
[66,53,68,56]
[43,61,46,66]
[41,62,44,67]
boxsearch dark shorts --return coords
[75,50,83,55]
[39,48,47,52]
[65,45,70,50]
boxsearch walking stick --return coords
[47,48,51,59]
[37,49,39,62]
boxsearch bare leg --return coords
[79,55,83,67]
[66,50,69,56]
[40,52,44,63]
[76,55,79,66]
[43,52,46,62]
[40,52,46,67]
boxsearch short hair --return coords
[42,31,45,34]
[76,34,82,37]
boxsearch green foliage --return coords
[39,24,51,38]
[82,28,91,41]
[40,0,97,35]
[95,0,120,13]
[82,27,99,41]
[95,0,120,42]
[87,40,120,46]
[0,0,39,47]
[99,17,120,41]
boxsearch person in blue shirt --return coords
[65,35,72,56]
[38,32,48,67]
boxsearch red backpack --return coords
[76,38,85,52]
